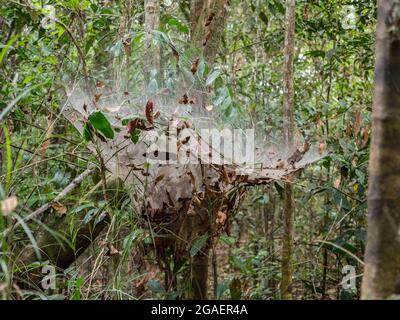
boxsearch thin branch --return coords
[3,164,97,237]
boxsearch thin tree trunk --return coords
[281,0,296,300]
[190,0,228,65]
[361,0,400,299]
[191,253,209,299]
[188,0,228,300]
[264,192,276,289]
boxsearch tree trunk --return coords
[281,0,296,300]
[361,0,400,299]
[190,0,228,66]
[187,0,228,300]
[191,252,209,299]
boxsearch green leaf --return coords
[213,87,229,106]
[0,34,19,64]
[229,278,242,300]
[190,233,209,257]
[130,128,141,144]
[216,279,230,299]
[166,18,189,33]
[83,123,94,141]
[88,111,114,139]
[72,277,84,300]
[229,256,247,273]
[123,229,144,253]
[148,279,166,294]
[206,70,221,86]
[259,11,269,26]
[274,181,284,198]
[220,234,236,246]
[198,58,206,77]
[83,208,99,224]
[332,189,351,211]
[305,50,325,58]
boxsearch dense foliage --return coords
[0,0,376,300]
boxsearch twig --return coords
[53,18,89,80]
[314,239,364,266]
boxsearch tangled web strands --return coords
[64,90,321,180]
[63,38,323,214]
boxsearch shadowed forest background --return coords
[1,0,395,300]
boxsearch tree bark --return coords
[361,0,400,299]
[191,252,209,299]
[281,0,296,300]
[190,0,228,65]
[187,0,229,300]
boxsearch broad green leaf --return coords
[88,111,114,139]
[83,123,94,141]
[166,18,189,33]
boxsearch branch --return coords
[4,164,97,236]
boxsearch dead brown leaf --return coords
[187,204,197,216]
[96,81,105,88]
[154,174,165,185]
[191,57,200,74]
[216,211,227,225]
[94,93,102,103]
[362,127,370,146]
[51,201,67,216]
[203,30,212,46]
[171,46,180,62]
[108,244,122,256]
[127,118,148,134]
[123,37,131,55]
[319,142,327,154]
[145,100,154,125]
[178,94,189,105]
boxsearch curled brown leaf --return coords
[145,100,154,125]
